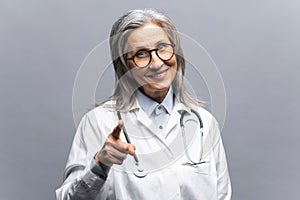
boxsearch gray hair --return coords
[103,8,202,110]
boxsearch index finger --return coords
[112,120,124,139]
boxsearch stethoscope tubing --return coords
[180,108,205,165]
[117,108,205,178]
[117,111,140,164]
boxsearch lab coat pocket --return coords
[192,162,211,175]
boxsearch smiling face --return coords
[126,22,177,103]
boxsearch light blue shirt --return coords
[136,88,174,135]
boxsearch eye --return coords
[157,43,168,50]
[135,50,149,58]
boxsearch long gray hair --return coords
[104,8,202,110]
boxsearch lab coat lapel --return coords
[136,108,162,138]
[164,103,190,138]
[136,108,152,127]
[136,106,173,152]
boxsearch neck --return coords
[139,88,168,103]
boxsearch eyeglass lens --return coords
[133,44,174,67]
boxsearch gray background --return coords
[1,0,299,199]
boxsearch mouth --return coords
[146,69,169,81]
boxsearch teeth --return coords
[148,70,166,78]
[155,71,165,77]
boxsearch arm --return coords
[56,113,135,200]
[56,167,107,200]
[212,120,232,200]
[56,115,108,200]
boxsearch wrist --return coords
[94,154,110,169]
[91,155,110,180]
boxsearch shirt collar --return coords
[136,88,174,116]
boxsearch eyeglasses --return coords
[127,43,175,68]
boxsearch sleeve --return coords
[90,158,110,180]
[211,119,232,200]
[55,113,110,200]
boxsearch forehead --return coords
[127,23,170,50]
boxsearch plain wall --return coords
[1,0,299,199]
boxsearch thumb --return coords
[112,120,124,139]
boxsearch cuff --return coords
[90,158,110,180]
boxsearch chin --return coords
[144,83,171,92]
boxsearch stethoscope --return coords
[179,109,207,166]
[117,111,146,178]
[117,108,206,178]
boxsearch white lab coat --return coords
[56,100,231,200]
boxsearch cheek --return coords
[127,61,141,77]
[165,56,177,69]
[130,68,146,82]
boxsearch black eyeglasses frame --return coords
[126,43,175,68]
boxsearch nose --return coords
[149,51,164,69]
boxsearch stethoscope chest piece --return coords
[133,163,147,178]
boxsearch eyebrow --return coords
[131,40,169,51]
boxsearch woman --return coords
[56,9,231,200]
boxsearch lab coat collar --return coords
[118,93,194,159]
[123,90,192,139]
[164,99,192,138]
